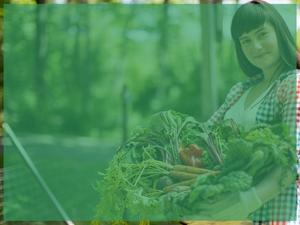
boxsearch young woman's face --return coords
[239,22,281,71]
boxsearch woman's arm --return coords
[205,82,245,127]
[204,168,295,220]
[241,167,295,214]
[254,167,295,203]
[255,167,283,202]
[238,73,300,217]
[238,71,300,218]
[205,73,300,220]
[276,71,299,135]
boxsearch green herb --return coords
[95,111,297,221]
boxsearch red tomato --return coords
[179,144,202,167]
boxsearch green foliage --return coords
[95,111,297,220]
[5,5,242,138]
[221,138,253,173]
[219,171,252,192]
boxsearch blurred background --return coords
[0,1,299,225]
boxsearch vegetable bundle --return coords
[95,110,297,221]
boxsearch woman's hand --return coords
[194,188,262,220]
[197,167,295,220]
[255,167,296,203]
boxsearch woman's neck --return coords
[261,61,284,84]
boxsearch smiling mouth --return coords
[255,53,268,58]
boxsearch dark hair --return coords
[231,0,300,77]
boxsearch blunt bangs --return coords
[231,4,269,42]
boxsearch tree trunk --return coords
[120,8,135,143]
[199,2,218,120]
[156,2,170,107]
[35,5,48,130]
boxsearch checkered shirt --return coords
[206,70,300,225]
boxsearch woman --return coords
[188,1,300,225]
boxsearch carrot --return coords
[163,179,196,192]
[166,178,196,188]
[163,185,191,193]
[173,164,217,174]
[169,170,198,180]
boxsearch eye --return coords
[258,31,269,38]
[240,39,251,46]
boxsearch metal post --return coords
[3,123,74,225]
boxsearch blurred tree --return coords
[120,8,135,142]
[34,4,48,131]
[199,3,218,120]
[4,4,246,138]
[156,2,170,109]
